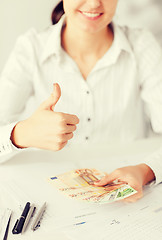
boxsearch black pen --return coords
[21,204,36,234]
[12,202,30,234]
[3,212,12,240]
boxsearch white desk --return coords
[0,137,162,240]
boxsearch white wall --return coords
[115,0,162,45]
[0,0,58,72]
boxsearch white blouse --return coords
[0,16,162,183]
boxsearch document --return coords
[61,184,162,240]
[63,204,162,240]
[101,205,162,240]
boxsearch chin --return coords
[76,18,108,34]
[81,25,104,34]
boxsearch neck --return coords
[62,22,114,59]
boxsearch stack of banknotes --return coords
[48,169,137,204]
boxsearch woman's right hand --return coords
[11,83,79,151]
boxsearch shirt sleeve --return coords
[135,29,162,184]
[0,29,36,161]
[143,146,162,185]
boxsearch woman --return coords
[0,0,162,202]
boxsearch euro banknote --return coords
[48,169,137,204]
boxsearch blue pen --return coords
[74,222,86,226]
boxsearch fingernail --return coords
[53,83,56,90]
[94,180,100,185]
[51,83,56,96]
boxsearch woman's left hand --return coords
[94,164,155,202]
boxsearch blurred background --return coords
[115,0,162,45]
[0,0,162,73]
[0,0,58,73]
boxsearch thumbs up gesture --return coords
[38,83,61,111]
[11,83,79,151]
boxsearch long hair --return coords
[51,1,64,25]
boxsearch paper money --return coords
[48,169,137,204]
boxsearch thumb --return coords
[94,173,117,186]
[39,83,61,111]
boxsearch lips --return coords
[82,12,102,17]
[79,11,103,19]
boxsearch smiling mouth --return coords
[80,11,103,19]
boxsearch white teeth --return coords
[82,12,101,18]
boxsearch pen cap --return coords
[12,219,19,234]
[16,218,25,233]
[21,202,30,218]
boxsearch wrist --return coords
[10,120,28,149]
[137,164,155,186]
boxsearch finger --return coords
[51,141,68,151]
[94,173,117,186]
[64,124,77,133]
[51,83,61,110]
[63,114,79,125]
[58,141,68,151]
[123,188,143,203]
[55,133,74,144]
[64,132,74,141]
[39,83,61,111]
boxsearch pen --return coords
[21,204,36,234]
[3,212,12,240]
[12,202,30,234]
[31,202,46,231]
[74,221,86,226]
